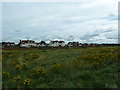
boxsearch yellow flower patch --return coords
[53,64,63,70]
[13,75,21,82]
[23,79,31,85]
[15,65,21,69]
[2,72,10,76]
[36,67,47,74]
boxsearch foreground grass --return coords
[2,46,120,88]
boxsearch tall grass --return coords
[2,46,120,88]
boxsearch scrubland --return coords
[2,46,120,88]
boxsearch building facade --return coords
[49,41,65,47]
[18,40,37,47]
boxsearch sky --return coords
[1,0,119,44]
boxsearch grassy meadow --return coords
[2,46,120,88]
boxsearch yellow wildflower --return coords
[36,68,47,74]
[23,79,31,85]
[15,65,21,69]
[53,64,63,69]
[2,72,10,76]
[13,75,21,82]
[22,63,27,67]
[2,72,10,80]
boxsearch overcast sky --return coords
[2,0,119,43]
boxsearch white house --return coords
[67,42,79,47]
[36,41,47,47]
[2,42,15,48]
[18,40,37,47]
[49,41,65,47]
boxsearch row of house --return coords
[1,39,119,48]
[1,40,66,48]
[18,40,66,47]
[0,42,16,48]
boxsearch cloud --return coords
[15,30,23,32]
[2,1,119,43]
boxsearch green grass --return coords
[0,50,2,89]
[2,46,120,88]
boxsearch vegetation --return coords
[2,46,120,88]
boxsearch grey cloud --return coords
[15,30,22,32]
[79,27,117,43]
[32,37,40,41]
[103,29,113,33]
[101,14,118,21]
[80,31,100,40]
[103,31,118,40]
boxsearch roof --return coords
[68,42,79,44]
[36,41,46,45]
[40,41,46,44]
[19,40,35,43]
[2,42,15,44]
[50,41,65,43]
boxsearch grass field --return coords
[2,46,120,88]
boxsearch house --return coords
[2,42,15,47]
[79,43,82,46]
[18,40,37,47]
[89,43,98,46]
[82,43,89,46]
[49,40,65,47]
[36,41,47,47]
[67,42,79,47]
